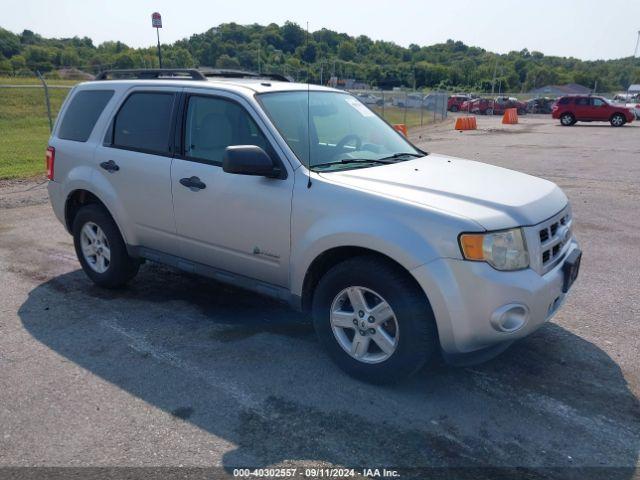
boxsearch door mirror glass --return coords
[223,145,279,178]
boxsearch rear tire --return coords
[450,105,459,112]
[312,256,438,384]
[610,113,625,127]
[72,204,140,288]
[560,113,575,126]
[485,108,494,115]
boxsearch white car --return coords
[46,68,581,383]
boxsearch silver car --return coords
[47,69,581,383]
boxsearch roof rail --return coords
[95,68,291,83]
[95,69,207,81]
[198,68,291,82]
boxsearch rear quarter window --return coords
[57,90,114,142]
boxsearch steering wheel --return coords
[335,134,362,153]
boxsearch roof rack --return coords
[95,69,207,81]
[198,68,291,82]
[95,68,291,83]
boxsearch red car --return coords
[460,96,527,115]
[461,97,494,115]
[493,96,527,115]
[447,94,471,112]
[552,95,634,127]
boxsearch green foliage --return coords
[0,23,638,92]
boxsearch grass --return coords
[0,80,73,179]
[370,105,439,129]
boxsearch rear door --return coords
[94,87,179,253]
[170,90,293,287]
[573,97,591,119]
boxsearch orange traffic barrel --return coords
[454,116,477,131]
[393,124,408,136]
[502,108,518,124]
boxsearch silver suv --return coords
[47,69,581,383]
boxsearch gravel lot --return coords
[0,114,638,479]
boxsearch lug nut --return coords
[368,316,375,323]
[359,330,366,336]
[352,319,358,325]
[358,310,365,318]
[368,328,375,334]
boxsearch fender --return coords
[290,213,443,297]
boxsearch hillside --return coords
[1,22,639,92]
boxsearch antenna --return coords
[306,21,312,188]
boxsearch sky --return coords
[3,0,640,60]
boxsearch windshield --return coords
[258,91,422,170]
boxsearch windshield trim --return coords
[255,90,428,171]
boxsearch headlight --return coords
[459,228,529,271]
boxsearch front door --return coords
[94,88,179,253]
[171,92,293,287]
[590,97,609,121]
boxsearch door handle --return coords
[100,160,120,172]
[179,176,206,190]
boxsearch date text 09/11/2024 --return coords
[232,468,400,478]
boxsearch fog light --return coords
[490,304,529,332]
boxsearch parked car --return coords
[526,97,556,114]
[462,97,495,115]
[447,94,471,112]
[393,92,424,108]
[493,96,528,115]
[355,92,383,106]
[552,95,634,127]
[47,68,581,384]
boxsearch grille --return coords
[538,211,572,269]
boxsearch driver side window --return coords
[184,95,270,164]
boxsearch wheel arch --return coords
[64,188,130,246]
[299,246,433,315]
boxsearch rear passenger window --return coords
[113,92,175,154]
[558,97,571,105]
[58,90,114,142]
[575,97,589,106]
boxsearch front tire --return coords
[72,204,140,288]
[312,256,438,384]
[610,113,625,127]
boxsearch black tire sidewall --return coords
[72,204,138,288]
[610,114,625,127]
[312,257,437,383]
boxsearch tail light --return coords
[45,146,55,180]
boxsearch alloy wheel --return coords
[80,222,111,273]
[329,286,399,364]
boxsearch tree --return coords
[0,28,21,58]
[338,41,357,61]
[281,22,305,53]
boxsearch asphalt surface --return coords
[0,114,638,479]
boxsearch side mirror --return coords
[223,145,280,178]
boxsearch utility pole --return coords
[151,12,163,68]
[634,30,640,58]
[491,58,498,95]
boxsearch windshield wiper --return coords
[312,158,395,169]
[377,152,423,161]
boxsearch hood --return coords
[320,154,567,231]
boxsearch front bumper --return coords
[411,240,580,355]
